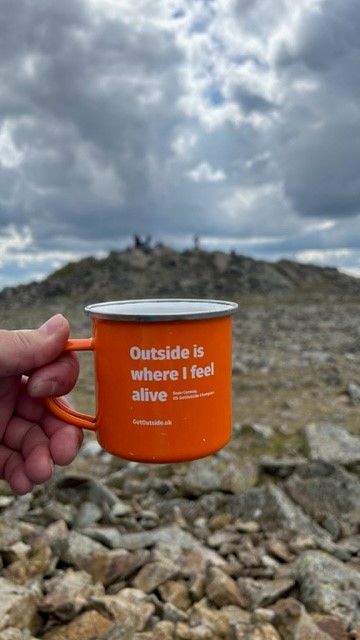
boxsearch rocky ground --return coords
[0,247,360,639]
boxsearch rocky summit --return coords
[0,246,360,639]
[1,243,360,306]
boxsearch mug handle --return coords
[43,338,97,431]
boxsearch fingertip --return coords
[39,314,69,336]
[50,426,84,466]
[9,467,34,496]
[24,445,54,484]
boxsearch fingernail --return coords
[39,315,65,336]
[30,380,58,398]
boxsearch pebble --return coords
[296,550,360,629]
[305,422,360,466]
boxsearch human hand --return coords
[0,314,83,495]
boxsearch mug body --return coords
[86,299,237,463]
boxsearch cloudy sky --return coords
[1,0,360,288]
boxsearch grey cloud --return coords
[0,0,187,243]
[0,0,89,63]
[278,116,360,218]
[271,0,360,219]
[232,85,276,115]
[276,0,360,74]
[227,216,360,263]
[234,0,288,36]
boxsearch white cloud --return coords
[187,161,226,183]
[304,220,336,232]
[296,248,352,264]
[0,122,23,168]
[171,132,198,156]
[0,225,32,264]
[0,224,82,268]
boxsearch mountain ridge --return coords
[1,244,359,308]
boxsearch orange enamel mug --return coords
[45,299,238,463]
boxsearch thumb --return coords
[0,315,70,377]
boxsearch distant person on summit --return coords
[0,314,83,495]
